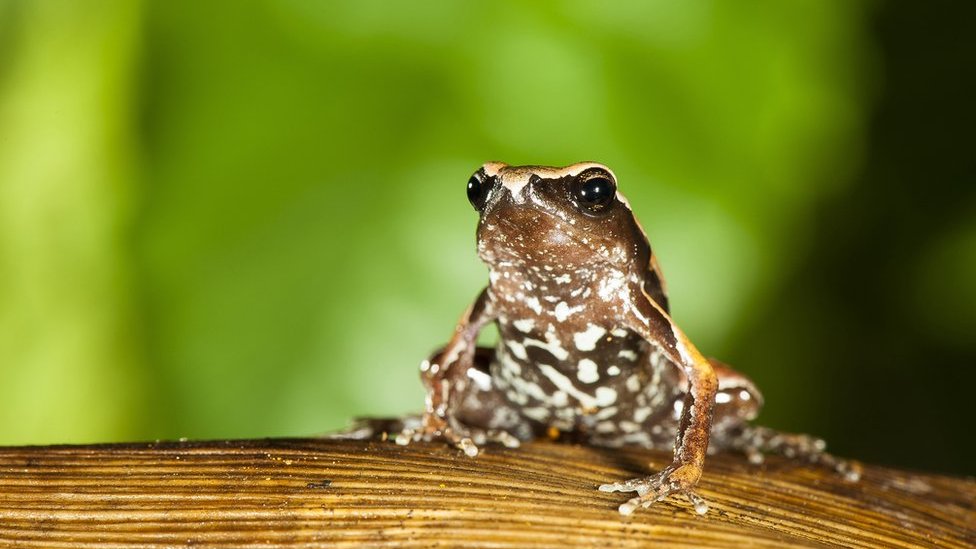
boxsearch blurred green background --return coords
[0,1,972,475]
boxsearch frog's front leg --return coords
[599,286,718,515]
[396,288,526,456]
[341,346,531,450]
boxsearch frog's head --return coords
[467,162,651,275]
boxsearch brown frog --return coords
[388,162,857,515]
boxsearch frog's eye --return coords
[573,169,617,214]
[467,172,491,211]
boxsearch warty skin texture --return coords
[392,162,858,515]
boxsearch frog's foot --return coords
[327,415,422,441]
[723,425,862,482]
[394,414,520,457]
[599,463,709,516]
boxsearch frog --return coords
[354,161,858,515]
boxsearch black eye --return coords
[573,170,616,213]
[467,173,490,211]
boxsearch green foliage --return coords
[1,1,870,443]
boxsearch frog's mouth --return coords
[486,211,633,273]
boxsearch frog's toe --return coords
[393,422,447,446]
[598,478,652,495]
[834,457,863,482]
[600,476,664,515]
[599,465,709,516]
[744,446,765,465]
[452,428,524,455]
[471,428,521,448]
[456,437,480,457]
[394,423,484,456]
[721,425,861,482]
[608,485,709,516]
[394,427,420,446]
